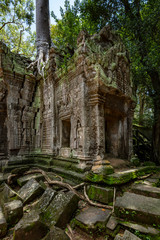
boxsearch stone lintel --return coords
[89,93,106,106]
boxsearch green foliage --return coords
[0,25,36,58]
[80,0,120,30]
[0,0,34,28]
[0,0,35,58]
[50,0,98,66]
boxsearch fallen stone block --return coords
[119,220,160,236]
[0,183,18,204]
[4,200,23,226]
[105,216,120,238]
[104,166,159,185]
[87,185,113,204]
[13,210,49,240]
[42,226,69,240]
[41,191,79,228]
[75,206,111,230]
[17,178,44,204]
[115,192,160,225]
[85,165,114,183]
[131,183,160,198]
[114,235,123,240]
[114,230,142,240]
[34,187,56,213]
[17,173,44,186]
[123,230,142,239]
[0,206,7,238]
[106,216,118,231]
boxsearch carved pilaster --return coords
[89,93,106,159]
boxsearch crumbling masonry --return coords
[0,26,135,171]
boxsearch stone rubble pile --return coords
[0,170,160,239]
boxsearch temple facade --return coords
[0,26,134,168]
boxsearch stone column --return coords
[89,93,106,159]
[87,93,114,178]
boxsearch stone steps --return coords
[3,164,33,173]
[51,166,85,183]
[7,158,33,166]
[2,154,86,184]
[33,158,52,166]
[51,159,87,173]
[34,164,52,172]
[115,192,160,226]
[52,156,79,164]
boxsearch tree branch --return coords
[0,21,16,30]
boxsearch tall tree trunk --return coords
[36,0,51,75]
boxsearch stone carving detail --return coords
[76,120,83,151]
[0,25,134,163]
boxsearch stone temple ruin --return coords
[1,26,160,240]
[0,26,134,174]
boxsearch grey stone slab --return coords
[17,173,44,186]
[41,191,79,228]
[4,200,23,226]
[34,187,56,213]
[0,206,7,238]
[13,210,49,240]
[131,183,160,198]
[18,178,44,204]
[120,220,160,235]
[115,192,160,225]
[75,206,111,229]
[123,230,141,239]
[106,216,118,231]
[144,178,159,184]
[0,183,18,204]
[104,166,158,185]
[114,230,142,240]
[114,235,123,240]
[150,173,160,179]
[42,226,69,240]
[87,185,114,204]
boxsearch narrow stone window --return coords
[62,119,71,147]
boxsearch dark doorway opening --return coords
[62,119,71,147]
[105,115,119,157]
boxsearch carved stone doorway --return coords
[105,115,120,157]
[62,119,71,148]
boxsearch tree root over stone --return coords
[66,224,74,240]
[7,168,113,210]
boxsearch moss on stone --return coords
[87,185,113,204]
[104,166,160,185]
[85,165,114,183]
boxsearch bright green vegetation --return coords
[0,0,36,58]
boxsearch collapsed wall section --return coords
[0,42,41,156]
